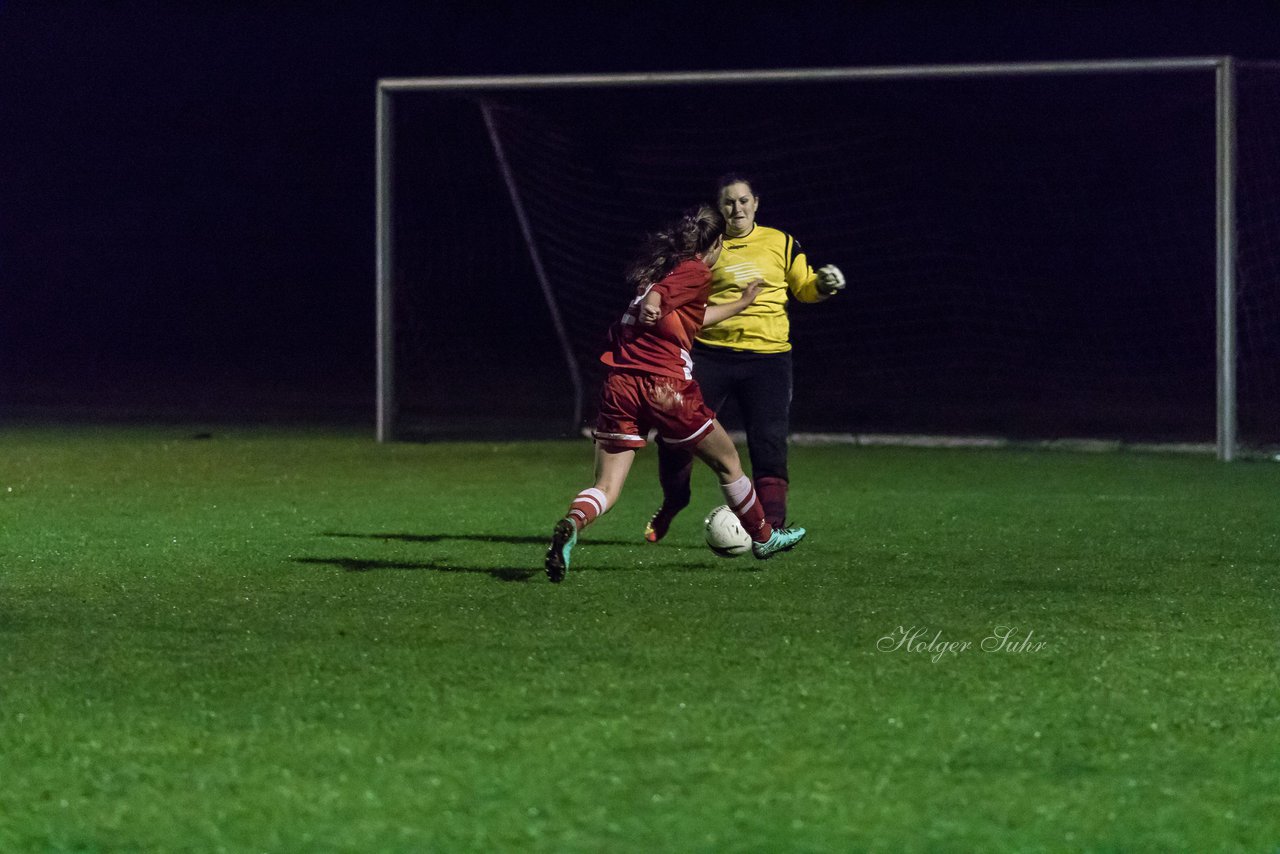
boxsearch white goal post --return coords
[376,57,1242,459]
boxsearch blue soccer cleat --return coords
[752,526,806,560]
[545,518,578,583]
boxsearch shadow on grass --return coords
[293,557,537,582]
[303,532,720,581]
[322,531,637,546]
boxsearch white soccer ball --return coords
[704,505,751,558]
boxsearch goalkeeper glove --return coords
[816,264,846,295]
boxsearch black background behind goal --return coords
[390,69,1280,447]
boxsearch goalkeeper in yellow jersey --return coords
[646,173,846,540]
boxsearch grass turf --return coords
[1,425,1277,851]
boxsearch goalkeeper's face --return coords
[718,181,758,238]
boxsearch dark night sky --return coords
[2,1,1279,423]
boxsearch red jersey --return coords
[600,259,711,380]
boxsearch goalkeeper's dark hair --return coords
[625,204,724,291]
[715,172,757,197]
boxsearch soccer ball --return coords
[704,505,751,558]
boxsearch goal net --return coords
[378,60,1280,455]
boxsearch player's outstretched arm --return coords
[703,279,764,328]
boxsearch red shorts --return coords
[592,370,716,452]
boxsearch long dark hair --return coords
[625,204,724,291]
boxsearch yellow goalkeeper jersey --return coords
[696,224,826,354]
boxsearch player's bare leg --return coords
[547,446,635,583]
[590,445,635,510]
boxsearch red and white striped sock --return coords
[567,487,609,531]
[720,475,772,543]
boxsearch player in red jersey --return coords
[545,205,807,582]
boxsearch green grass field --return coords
[2,424,1278,851]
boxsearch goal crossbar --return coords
[378,57,1225,92]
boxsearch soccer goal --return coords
[376,58,1280,459]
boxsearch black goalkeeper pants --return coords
[690,342,793,482]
